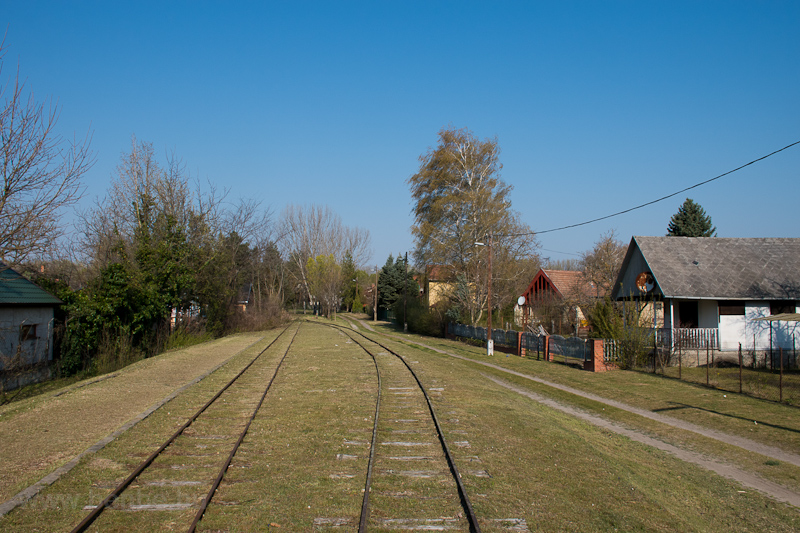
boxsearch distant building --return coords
[0,263,62,390]
[424,265,456,307]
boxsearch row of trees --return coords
[30,139,374,375]
[3,34,720,376]
[30,138,291,374]
[0,42,381,377]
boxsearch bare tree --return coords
[278,204,371,303]
[580,229,627,297]
[0,44,94,266]
[79,137,229,270]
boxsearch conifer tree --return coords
[667,198,716,237]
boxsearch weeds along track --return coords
[327,322,481,533]
[68,322,300,533]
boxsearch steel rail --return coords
[352,329,381,533]
[69,322,296,533]
[327,322,481,533]
[188,323,300,531]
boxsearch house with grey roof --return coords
[611,237,800,352]
[0,263,63,389]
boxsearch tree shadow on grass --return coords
[653,402,800,435]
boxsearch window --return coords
[678,301,699,328]
[718,301,745,316]
[770,301,796,315]
[20,324,37,341]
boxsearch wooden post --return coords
[373,265,378,322]
[487,231,493,356]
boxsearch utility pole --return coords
[373,265,378,321]
[403,252,408,332]
[487,231,493,356]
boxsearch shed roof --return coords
[0,264,63,305]
[613,237,800,300]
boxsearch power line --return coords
[504,139,800,238]
[540,247,582,257]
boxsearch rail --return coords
[70,322,297,533]
[331,323,481,533]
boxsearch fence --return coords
[659,339,799,405]
[606,331,799,405]
[548,335,589,362]
[447,323,596,365]
[448,322,799,405]
[448,323,545,357]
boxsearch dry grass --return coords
[0,332,270,504]
[2,319,799,531]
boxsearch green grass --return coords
[2,318,799,532]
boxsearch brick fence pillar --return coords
[584,339,614,372]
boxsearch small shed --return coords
[0,263,63,389]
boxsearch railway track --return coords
[328,322,481,533]
[68,322,299,532]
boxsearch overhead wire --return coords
[500,139,800,239]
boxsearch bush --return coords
[394,297,450,337]
[587,296,656,369]
[91,329,145,375]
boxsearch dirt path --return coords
[484,373,800,508]
[0,333,266,515]
[346,316,800,508]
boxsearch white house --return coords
[612,237,800,352]
[0,263,62,389]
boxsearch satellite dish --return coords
[517,296,526,306]
[635,272,655,293]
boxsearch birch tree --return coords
[306,253,342,318]
[408,126,538,325]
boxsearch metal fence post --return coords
[738,343,743,394]
[780,347,784,403]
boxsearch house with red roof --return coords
[518,269,602,336]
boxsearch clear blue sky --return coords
[4,1,799,267]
